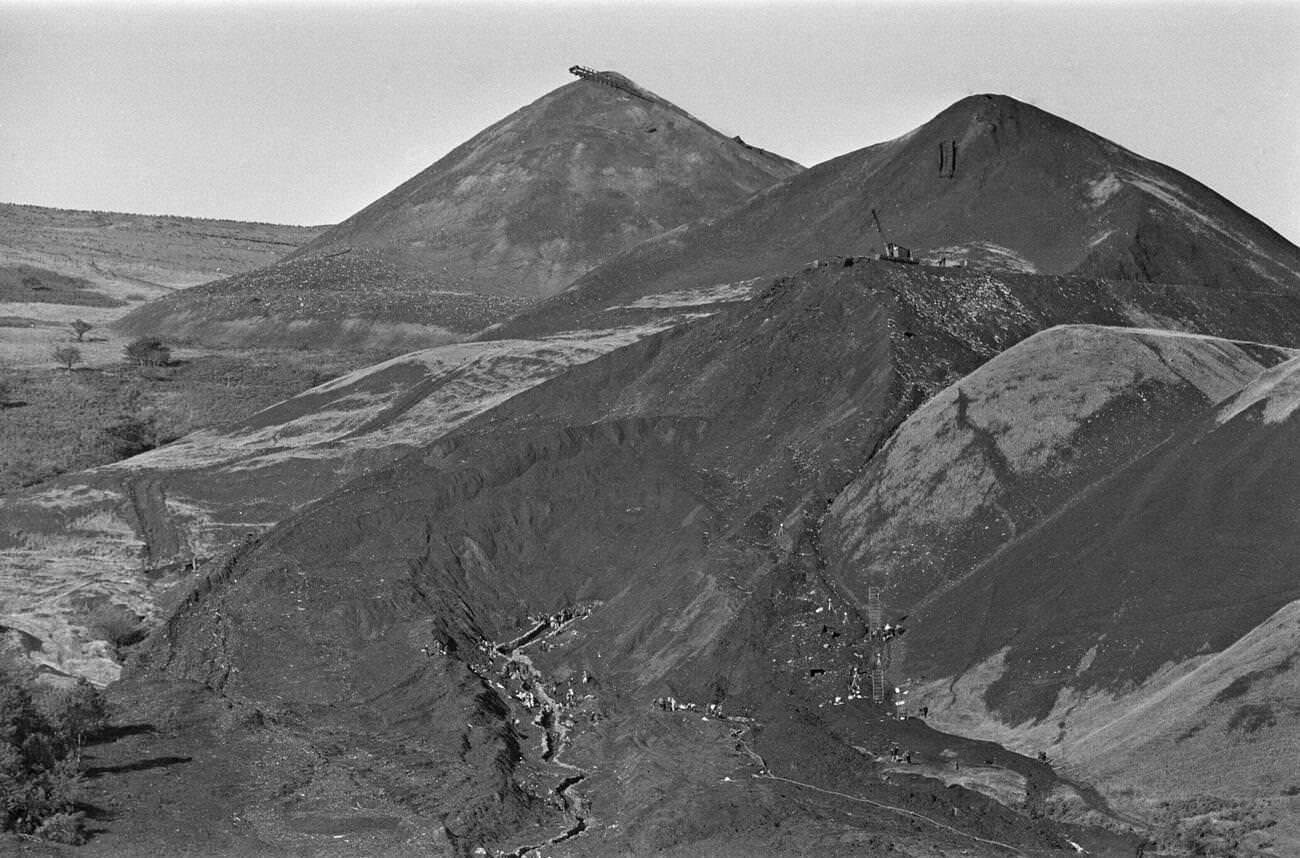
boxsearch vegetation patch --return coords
[1226,703,1277,734]
[1149,795,1279,858]
[0,662,109,844]
[1211,656,1293,704]
[0,347,366,493]
[0,264,125,308]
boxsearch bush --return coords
[70,319,93,342]
[103,415,165,458]
[42,679,109,747]
[52,346,82,371]
[0,666,103,842]
[123,336,170,368]
[35,810,87,845]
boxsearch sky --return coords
[1,0,1298,244]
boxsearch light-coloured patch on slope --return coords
[1084,171,1124,206]
[832,324,1276,571]
[1216,354,1300,425]
[925,242,1038,274]
[881,761,1028,809]
[0,503,147,686]
[608,279,764,309]
[1086,227,1117,248]
[14,485,123,511]
[112,323,675,472]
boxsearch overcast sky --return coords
[2,1,1298,244]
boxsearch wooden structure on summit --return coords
[569,65,652,102]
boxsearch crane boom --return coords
[869,208,918,265]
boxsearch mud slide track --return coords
[126,476,186,569]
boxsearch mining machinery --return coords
[871,208,919,264]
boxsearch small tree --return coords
[0,665,95,843]
[52,346,81,371]
[123,336,170,368]
[69,319,93,342]
[42,679,109,748]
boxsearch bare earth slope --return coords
[116,70,802,350]
[492,94,1300,340]
[53,261,1300,857]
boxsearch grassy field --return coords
[0,349,375,493]
[0,202,358,493]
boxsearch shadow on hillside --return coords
[84,755,191,779]
[87,723,157,745]
[73,798,117,842]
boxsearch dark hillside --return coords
[93,259,1300,855]
[290,72,801,299]
[491,94,1300,340]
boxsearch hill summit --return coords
[289,68,802,298]
[493,93,1300,338]
[116,69,802,350]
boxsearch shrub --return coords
[123,336,170,368]
[102,414,177,458]
[41,679,109,746]
[69,319,93,342]
[0,665,102,842]
[52,346,82,371]
[34,810,87,845]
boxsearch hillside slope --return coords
[861,354,1300,853]
[0,203,324,299]
[3,262,1269,853]
[492,93,1300,340]
[0,203,324,368]
[824,324,1295,606]
[101,259,1169,857]
[292,70,801,297]
[116,70,802,350]
[10,262,1300,687]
